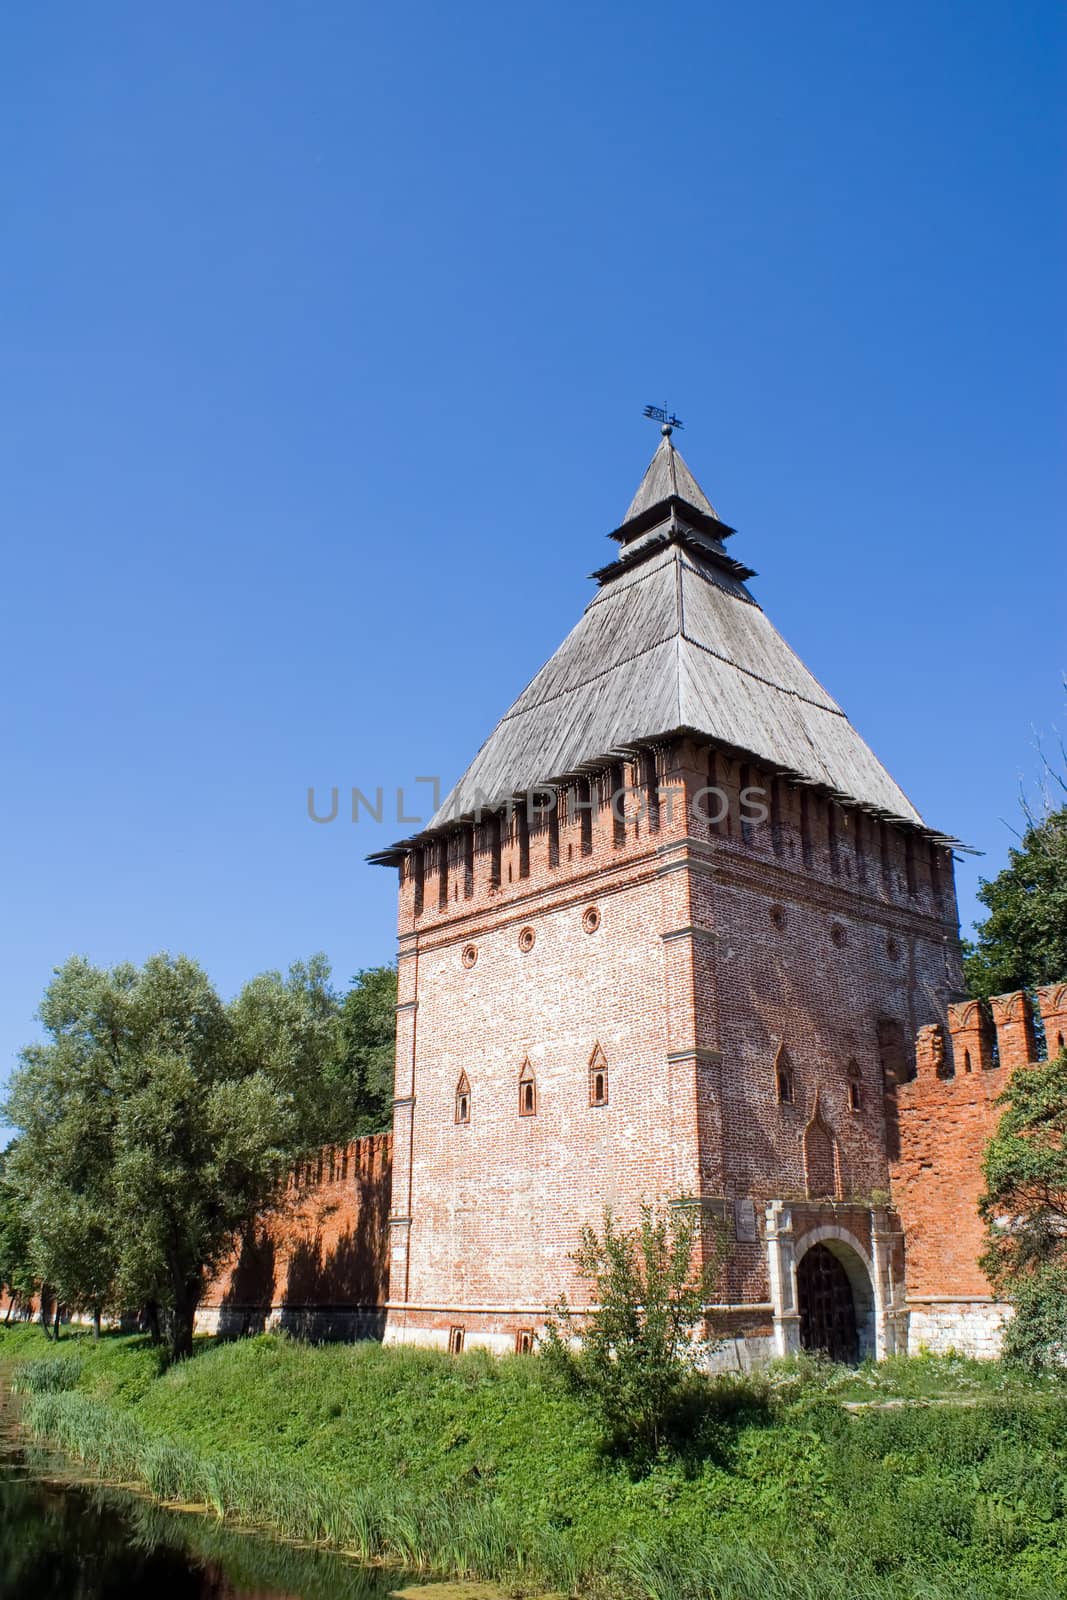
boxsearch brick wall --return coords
[199,1132,392,1339]
[890,983,1067,1307]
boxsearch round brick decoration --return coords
[830,923,848,948]
[518,926,536,953]
[582,905,601,935]
[461,944,478,969]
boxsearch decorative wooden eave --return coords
[591,509,757,588]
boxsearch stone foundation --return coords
[703,1334,777,1373]
[905,1298,1012,1358]
[195,1303,386,1343]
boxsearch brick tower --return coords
[372,431,964,1363]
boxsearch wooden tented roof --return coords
[372,435,949,861]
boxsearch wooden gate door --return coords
[797,1243,859,1363]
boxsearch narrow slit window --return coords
[448,1326,465,1356]
[519,1058,537,1117]
[709,748,730,837]
[489,814,502,889]
[642,750,660,834]
[413,849,425,917]
[610,762,626,847]
[548,796,560,867]
[515,1328,534,1356]
[463,826,475,898]
[846,1062,862,1112]
[577,777,593,856]
[775,1045,794,1105]
[828,803,840,876]
[455,1071,471,1125]
[739,764,754,845]
[438,838,449,909]
[517,804,530,879]
[770,778,784,858]
[854,812,867,881]
[799,792,813,869]
[589,1043,609,1106]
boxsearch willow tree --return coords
[3,952,344,1360]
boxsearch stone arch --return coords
[795,1226,877,1361]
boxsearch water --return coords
[0,1379,414,1600]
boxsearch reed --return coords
[7,1327,1066,1600]
[22,1390,579,1589]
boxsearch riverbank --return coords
[3,1325,1066,1599]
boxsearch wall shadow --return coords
[279,1165,391,1343]
[218,1225,277,1338]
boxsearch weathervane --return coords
[643,402,684,436]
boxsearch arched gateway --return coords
[795,1235,876,1362]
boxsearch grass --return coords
[2,1324,1066,1599]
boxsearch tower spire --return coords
[623,424,718,525]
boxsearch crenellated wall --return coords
[889,984,1067,1355]
[198,1133,392,1341]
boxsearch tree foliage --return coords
[337,966,397,1135]
[0,1148,36,1317]
[542,1201,718,1458]
[1,952,378,1360]
[964,804,1067,1000]
[979,1051,1067,1369]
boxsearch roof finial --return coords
[642,402,684,438]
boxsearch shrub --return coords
[541,1200,718,1459]
[1001,1264,1067,1372]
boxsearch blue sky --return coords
[1,2,1064,1102]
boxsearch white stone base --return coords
[383,1324,515,1355]
[905,1300,1012,1358]
[703,1335,777,1374]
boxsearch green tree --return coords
[227,953,345,1150]
[979,1050,1067,1369]
[0,1148,37,1320]
[963,804,1067,999]
[542,1201,718,1458]
[3,952,346,1361]
[337,966,397,1136]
